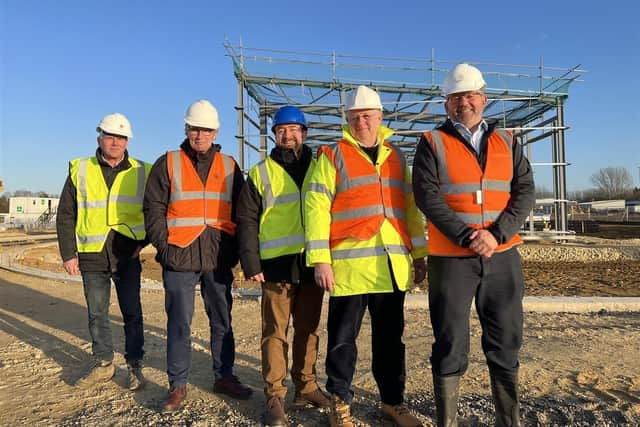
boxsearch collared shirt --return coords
[451,119,488,155]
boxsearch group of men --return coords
[57,63,534,427]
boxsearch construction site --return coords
[1,44,640,426]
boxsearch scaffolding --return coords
[225,41,585,237]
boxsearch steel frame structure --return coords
[225,41,585,236]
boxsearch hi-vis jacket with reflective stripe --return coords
[305,125,427,297]
[423,128,522,256]
[166,149,236,248]
[70,156,150,253]
[249,156,316,260]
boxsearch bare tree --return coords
[589,167,633,199]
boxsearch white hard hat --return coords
[346,85,383,111]
[184,99,220,129]
[96,113,132,138]
[441,63,486,97]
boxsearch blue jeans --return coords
[81,258,144,363]
[163,268,236,387]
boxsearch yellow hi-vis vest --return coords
[70,156,151,253]
[249,156,316,260]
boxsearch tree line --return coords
[536,167,640,202]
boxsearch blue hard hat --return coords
[271,106,307,133]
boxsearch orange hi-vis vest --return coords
[318,139,412,250]
[423,128,522,256]
[166,149,236,248]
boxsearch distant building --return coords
[0,196,60,226]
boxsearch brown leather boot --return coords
[213,375,253,400]
[293,387,331,408]
[161,385,187,413]
[263,396,287,426]
[381,403,423,427]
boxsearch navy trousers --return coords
[163,268,236,387]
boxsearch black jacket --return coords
[143,140,244,272]
[236,145,314,284]
[412,119,535,250]
[56,149,146,272]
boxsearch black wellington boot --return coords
[433,374,460,427]
[489,367,520,427]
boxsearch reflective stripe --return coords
[332,206,384,221]
[170,191,230,201]
[170,151,182,192]
[387,143,407,175]
[429,131,450,185]
[260,234,305,251]
[484,179,511,191]
[77,158,89,203]
[337,174,378,192]
[440,183,479,195]
[411,235,427,247]
[257,160,301,207]
[306,240,330,250]
[381,177,405,190]
[307,182,333,201]
[455,210,502,225]
[221,154,234,196]
[331,244,409,259]
[495,129,513,154]
[167,218,206,227]
[79,200,108,209]
[77,234,108,244]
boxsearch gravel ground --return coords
[1,268,639,427]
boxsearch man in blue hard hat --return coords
[237,105,330,426]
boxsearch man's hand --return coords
[412,258,426,284]
[314,263,335,292]
[63,258,80,275]
[469,229,498,258]
[250,272,265,283]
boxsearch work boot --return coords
[263,396,287,426]
[328,394,354,427]
[126,359,146,391]
[75,360,115,388]
[213,374,253,400]
[433,374,460,427]
[161,384,187,413]
[381,403,423,427]
[489,367,520,427]
[292,387,331,408]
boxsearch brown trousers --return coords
[261,280,325,399]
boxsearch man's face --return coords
[97,133,128,161]
[347,109,383,147]
[444,91,487,129]
[185,125,218,153]
[274,124,306,154]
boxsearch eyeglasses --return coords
[447,92,484,103]
[187,126,215,135]
[347,112,381,123]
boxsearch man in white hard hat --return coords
[305,85,428,427]
[412,64,535,426]
[143,99,252,412]
[56,112,151,391]
[237,105,330,426]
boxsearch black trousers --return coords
[428,248,524,376]
[326,285,406,405]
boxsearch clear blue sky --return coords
[1,0,639,196]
